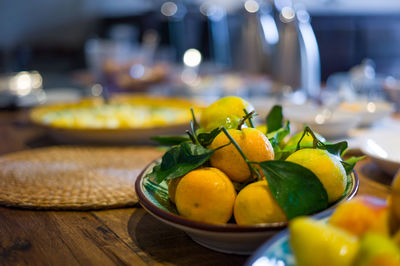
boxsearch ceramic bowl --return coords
[338,101,394,127]
[360,130,400,176]
[135,160,359,255]
[246,198,385,266]
[283,104,361,140]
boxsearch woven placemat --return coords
[0,146,163,210]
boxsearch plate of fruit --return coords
[135,96,362,254]
[247,178,400,266]
[30,94,202,144]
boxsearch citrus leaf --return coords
[274,147,295,161]
[146,142,214,184]
[151,135,190,146]
[258,160,329,219]
[267,121,290,145]
[321,141,348,157]
[266,105,283,133]
[342,155,366,175]
[197,127,221,147]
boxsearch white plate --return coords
[283,104,361,139]
[338,101,394,127]
[360,130,400,176]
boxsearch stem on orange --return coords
[237,110,256,130]
[243,109,255,128]
[186,130,199,145]
[296,126,322,151]
[221,127,261,179]
[190,107,199,130]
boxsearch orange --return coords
[175,167,236,224]
[208,127,274,182]
[286,148,347,203]
[234,180,287,225]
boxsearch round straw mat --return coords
[0,146,163,210]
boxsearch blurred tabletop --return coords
[0,109,393,265]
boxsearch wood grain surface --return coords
[0,109,394,265]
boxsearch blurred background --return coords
[1,0,400,109]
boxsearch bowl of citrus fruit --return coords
[135,96,361,254]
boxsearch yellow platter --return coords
[30,94,202,144]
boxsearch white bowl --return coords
[283,104,361,139]
[384,77,400,112]
[360,130,400,176]
[338,101,394,127]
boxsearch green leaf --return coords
[267,121,290,159]
[274,147,296,161]
[266,105,283,133]
[258,161,329,219]
[151,135,190,146]
[197,127,221,147]
[321,141,348,157]
[266,121,290,144]
[342,156,366,175]
[146,142,214,184]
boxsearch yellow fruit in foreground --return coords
[390,171,400,233]
[290,217,359,266]
[286,148,347,203]
[393,229,400,246]
[353,233,400,266]
[234,180,287,225]
[199,96,254,132]
[209,128,274,182]
[175,167,236,224]
[329,196,389,237]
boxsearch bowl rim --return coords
[135,160,359,233]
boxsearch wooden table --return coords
[0,109,393,265]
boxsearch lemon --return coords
[175,167,236,224]
[255,124,267,135]
[199,96,254,132]
[290,217,359,266]
[353,233,400,266]
[209,127,274,182]
[286,148,347,203]
[234,180,287,225]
